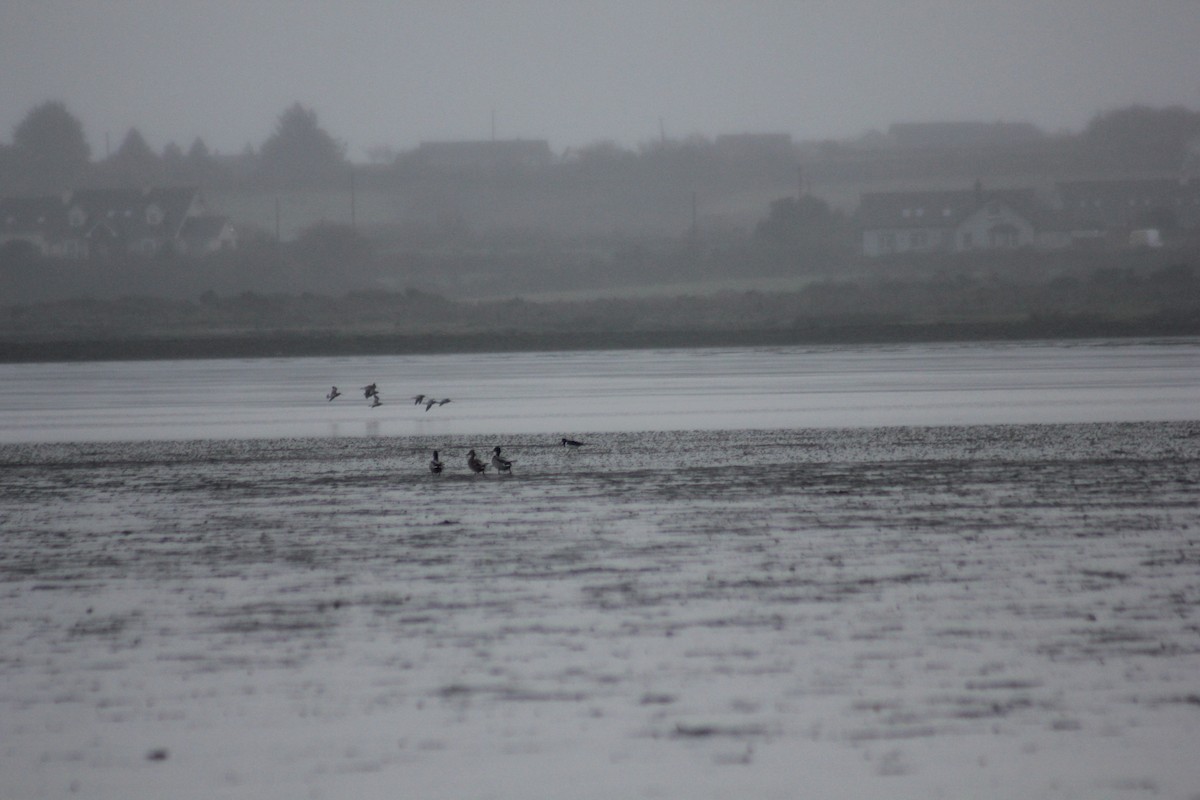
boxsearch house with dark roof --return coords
[1054,178,1200,238]
[858,185,1045,257]
[886,121,1045,150]
[0,195,80,258]
[0,187,235,258]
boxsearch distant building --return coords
[713,133,794,160]
[858,185,1043,257]
[408,139,554,172]
[1054,178,1200,236]
[0,187,235,259]
[886,121,1045,150]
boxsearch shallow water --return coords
[1,338,1198,442]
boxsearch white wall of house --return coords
[955,204,1035,251]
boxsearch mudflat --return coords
[2,423,1198,799]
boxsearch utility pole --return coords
[691,190,698,246]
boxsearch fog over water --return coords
[2,340,1197,443]
[2,1,1198,156]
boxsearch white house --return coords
[858,186,1042,257]
[0,187,235,259]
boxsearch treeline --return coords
[4,101,1199,195]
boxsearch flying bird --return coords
[412,394,426,405]
[466,449,487,475]
[429,450,444,474]
[424,397,438,411]
[326,386,341,401]
[363,383,379,399]
[491,446,513,474]
[370,394,382,408]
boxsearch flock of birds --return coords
[430,438,586,476]
[325,381,588,476]
[326,384,453,411]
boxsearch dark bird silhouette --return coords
[466,449,487,475]
[363,383,379,399]
[560,438,586,447]
[429,450,444,474]
[491,446,513,474]
[327,386,341,401]
[370,394,382,408]
[412,394,426,405]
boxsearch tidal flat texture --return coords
[2,423,1198,799]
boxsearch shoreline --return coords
[2,315,1199,363]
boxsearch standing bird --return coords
[560,437,586,447]
[326,386,341,401]
[429,450,444,474]
[491,446,513,474]
[466,449,487,475]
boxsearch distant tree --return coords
[567,140,637,175]
[258,103,348,187]
[107,127,161,186]
[1082,105,1200,169]
[754,195,835,246]
[752,194,851,273]
[187,137,212,164]
[0,143,13,186]
[162,141,187,182]
[11,101,92,190]
[180,137,227,185]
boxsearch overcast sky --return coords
[2,0,1198,160]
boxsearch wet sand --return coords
[2,423,1199,799]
